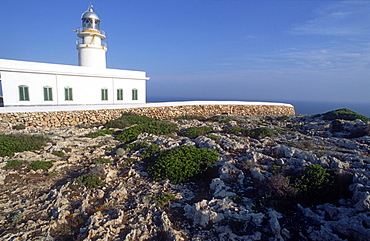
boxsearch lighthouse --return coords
[0,5,148,107]
[76,5,107,68]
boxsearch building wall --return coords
[0,59,148,106]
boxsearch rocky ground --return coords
[0,113,369,241]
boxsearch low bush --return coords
[0,134,50,157]
[76,174,105,189]
[52,150,65,157]
[276,115,290,122]
[225,126,245,136]
[175,115,207,121]
[85,129,115,138]
[150,193,176,207]
[29,161,54,171]
[63,148,72,153]
[139,121,179,135]
[93,157,112,164]
[116,121,178,143]
[115,126,141,143]
[124,141,149,151]
[246,127,277,139]
[207,134,221,143]
[105,112,156,129]
[291,164,334,204]
[12,124,26,130]
[147,145,218,184]
[3,159,23,169]
[141,143,161,159]
[207,115,239,123]
[183,126,213,139]
[323,108,369,122]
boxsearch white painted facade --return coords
[0,6,149,107]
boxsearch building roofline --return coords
[0,59,149,80]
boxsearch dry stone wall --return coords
[0,104,295,129]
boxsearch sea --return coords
[147,96,370,118]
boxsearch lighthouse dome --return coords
[80,5,101,31]
[81,5,100,20]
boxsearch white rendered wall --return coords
[77,46,106,68]
[0,59,148,106]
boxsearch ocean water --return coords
[147,96,370,118]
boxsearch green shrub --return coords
[147,145,218,184]
[85,129,115,138]
[208,115,238,123]
[175,115,206,121]
[115,126,141,143]
[291,164,334,204]
[11,212,23,224]
[105,112,156,129]
[150,193,176,207]
[76,174,105,189]
[93,157,112,164]
[246,127,277,139]
[183,126,213,139]
[52,150,65,157]
[288,140,314,151]
[276,115,290,122]
[28,161,54,171]
[139,121,179,135]
[12,124,25,130]
[3,159,23,169]
[0,134,50,157]
[141,143,161,159]
[207,134,221,143]
[62,148,72,153]
[225,126,245,136]
[124,141,149,151]
[116,121,178,143]
[323,108,369,122]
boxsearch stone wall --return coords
[0,104,295,130]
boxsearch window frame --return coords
[64,87,73,101]
[18,85,30,101]
[132,88,138,101]
[43,86,53,101]
[101,88,108,101]
[117,88,123,101]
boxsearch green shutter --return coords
[24,87,29,101]
[19,86,24,101]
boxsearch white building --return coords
[0,5,149,107]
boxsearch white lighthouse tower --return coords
[76,5,107,68]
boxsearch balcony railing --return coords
[77,27,106,36]
[76,39,107,47]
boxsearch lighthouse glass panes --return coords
[43,86,53,101]
[101,88,108,101]
[83,18,100,31]
[19,85,29,101]
[132,89,138,100]
[65,87,73,101]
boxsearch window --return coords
[65,87,73,101]
[117,89,123,101]
[132,88,138,100]
[19,85,29,101]
[101,88,108,101]
[43,86,53,101]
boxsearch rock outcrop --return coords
[0,113,369,240]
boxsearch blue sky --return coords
[1,0,370,105]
